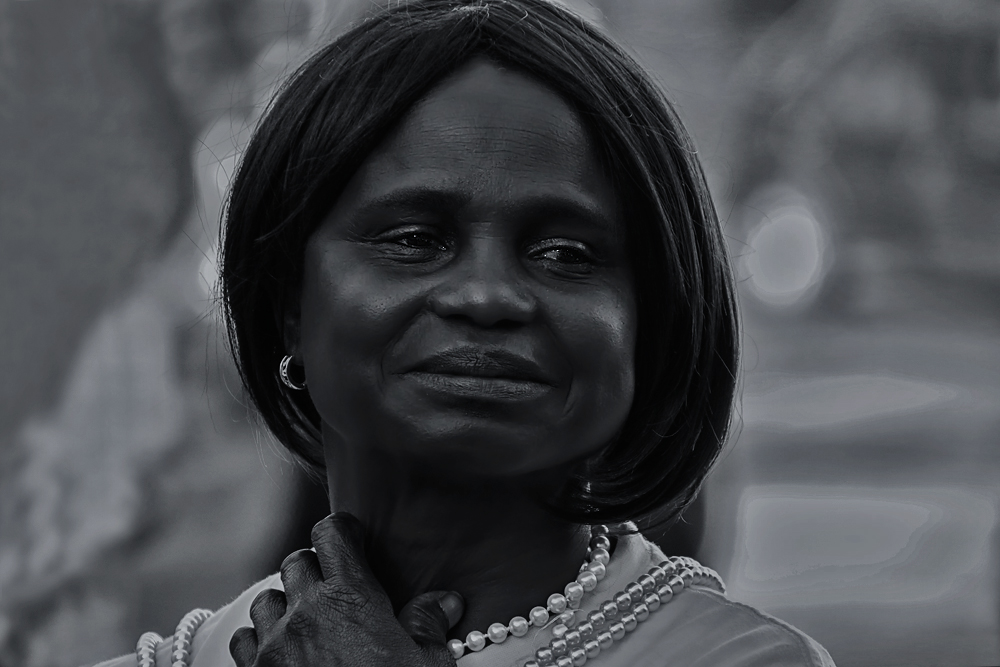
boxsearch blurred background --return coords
[1,0,998,665]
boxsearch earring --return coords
[279,355,307,390]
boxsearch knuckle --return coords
[252,588,284,608]
[280,549,310,572]
[309,515,336,545]
[228,627,257,662]
[249,589,286,623]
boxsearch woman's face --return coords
[296,59,637,480]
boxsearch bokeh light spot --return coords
[745,191,828,307]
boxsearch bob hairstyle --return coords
[221,0,739,525]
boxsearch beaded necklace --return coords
[135,608,212,667]
[446,524,614,659]
[133,526,724,667]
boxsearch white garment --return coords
[93,533,835,667]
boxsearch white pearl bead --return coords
[590,548,610,566]
[590,535,611,551]
[447,638,465,659]
[530,606,550,626]
[587,561,607,580]
[466,630,486,652]
[552,623,568,639]
[571,647,588,666]
[509,616,530,637]
[585,639,601,658]
[465,630,486,651]
[487,622,509,643]
[576,570,598,592]
[622,613,637,632]
[547,593,568,613]
[564,581,585,601]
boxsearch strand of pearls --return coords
[446,526,614,660]
[136,632,163,667]
[524,556,725,667]
[171,609,213,667]
[134,608,213,667]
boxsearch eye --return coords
[371,226,451,264]
[390,230,447,250]
[530,238,599,273]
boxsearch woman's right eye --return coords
[372,227,450,262]
[391,231,446,250]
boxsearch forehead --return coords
[343,58,617,212]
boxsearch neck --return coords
[325,440,590,639]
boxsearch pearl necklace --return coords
[445,525,725,666]
[133,527,725,667]
[446,525,614,660]
[135,608,212,667]
[525,554,724,667]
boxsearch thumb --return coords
[397,590,464,646]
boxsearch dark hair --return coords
[220,0,739,526]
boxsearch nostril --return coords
[428,279,537,328]
[442,312,526,330]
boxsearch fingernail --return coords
[439,592,464,625]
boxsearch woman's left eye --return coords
[530,240,598,272]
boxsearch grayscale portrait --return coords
[0,2,997,666]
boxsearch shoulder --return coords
[611,534,835,667]
[89,572,284,667]
[618,585,835,667]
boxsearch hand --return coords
[230,513,464,667]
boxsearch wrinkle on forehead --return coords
[353,58,612,206]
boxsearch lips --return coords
[405,347,557,386]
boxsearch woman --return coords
[97,1,835,665]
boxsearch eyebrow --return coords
[353,185,618,231]
[353,187,470,217]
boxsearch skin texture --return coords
[233,59,638,664]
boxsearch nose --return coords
[428,238,537,328]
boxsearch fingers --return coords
[397,591,464,646]
[249,588,287,633]
[311,513,396,618]
[229,626,258,667]
[310,512,367,582]
[280,549,323,603]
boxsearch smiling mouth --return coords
[402,348,556,399]
[407,348,555,384]
[404,372,551,400]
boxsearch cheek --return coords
[559,287,637,439]
[298,246,421,430]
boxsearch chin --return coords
[377,415,582,478]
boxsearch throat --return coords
[327,463,591,640]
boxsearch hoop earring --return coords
[279,355,307,391]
